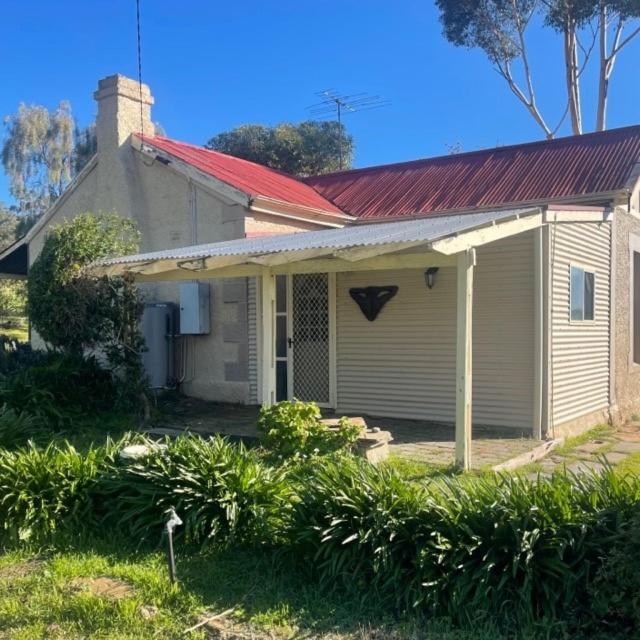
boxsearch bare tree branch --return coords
[610,22,640,57]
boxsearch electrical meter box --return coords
[179,282,210,334]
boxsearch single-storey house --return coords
[2,74,640,468]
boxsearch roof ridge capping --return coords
[305,123,640,180]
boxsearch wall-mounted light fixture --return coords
[424,267,439,289]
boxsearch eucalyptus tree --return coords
[435,0,640,137]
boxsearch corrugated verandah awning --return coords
[94,207,544,281]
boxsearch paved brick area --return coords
[361,416,537,469]
[153,397,540,469]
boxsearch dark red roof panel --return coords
[139,135,343,214]
[304,125,640,219]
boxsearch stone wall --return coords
[612,207,640,422]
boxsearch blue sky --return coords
[1,0,639,206]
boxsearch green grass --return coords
[382,454,457,483]
[615,451,640,476]
[554,423,616,457]
[0,539,579,640]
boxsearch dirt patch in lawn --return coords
[0,557,44,579]
[71,575,134,600]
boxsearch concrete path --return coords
[526,422,640,479]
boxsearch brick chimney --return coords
[94,74,154,151]
[93,74,154,217]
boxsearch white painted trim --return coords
[430,212,543,255]
[260,271,277,406]
[328,272,337,409]
[256,277,263,404]
[568,262,596,324]
[545,209,613,223]
[124,252,457,282]
[533,228,543,439]
[285,275,294,400]
[455,248,475,470]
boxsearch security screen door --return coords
[274,273,333,406]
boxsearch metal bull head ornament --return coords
[349,286,399,321]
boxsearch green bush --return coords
[0,353,115,429]
[0,338,49,375]
[98,435,292,547]
[587,508,640,633]
[0,405,48,449]
[287,457,640,623]
[0,441,113,544]
[257,400,361,459]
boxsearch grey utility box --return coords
[179,282,211,334]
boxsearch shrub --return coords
[0,338,49,375]
[0,353,115,429]
[0,441,113,544]
[287,458,640,623]
[587,508,640,633]
[27,213,147,411]
[98,435,292,547]
[257,400,361,459]
[0,405,49,449]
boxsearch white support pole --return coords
[532,227,544,439]
[455,249,475,470]
[260,270,276,407]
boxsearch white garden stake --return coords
[165,508,182,584]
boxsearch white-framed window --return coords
[570,265,595,322]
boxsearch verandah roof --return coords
[95,207,543,280]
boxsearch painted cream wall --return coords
[334,231,535,430]
[549,220,612,433]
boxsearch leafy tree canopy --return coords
[206,121,353,175]
[435,0,640,136]
[2,102,97,236]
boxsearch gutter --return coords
[348,190,624,225]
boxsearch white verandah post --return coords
[260,270,277,407]
[455,248,475,470]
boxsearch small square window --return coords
[570,266,595,322]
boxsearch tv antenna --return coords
[307,90,390,169]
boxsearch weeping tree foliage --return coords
[2,102,74,218]
[27,213,145,400]
[2,102,96,236]
[435,0,640,137]
[206,121,354,175]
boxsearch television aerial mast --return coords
[307,90,390,170]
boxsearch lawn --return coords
[0,540,577,640]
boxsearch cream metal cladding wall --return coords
[335,231,535,430]
[550,221,611,428]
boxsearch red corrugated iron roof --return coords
[137,135,343,214]
[304,125,640,219]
